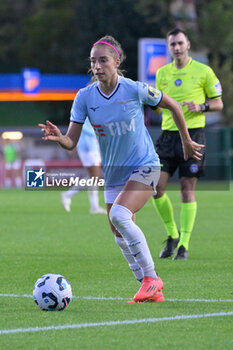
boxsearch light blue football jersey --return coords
[77,118,100,153]
[70,76,162,186]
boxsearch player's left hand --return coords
[183,101,201,112]
[182,140,205,161]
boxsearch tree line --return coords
[0,0,232,124]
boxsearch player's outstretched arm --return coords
[158,94,205,161]
[38,120,82,150]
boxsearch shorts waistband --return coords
[163,128,204,133]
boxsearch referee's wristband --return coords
[200,102,210,112]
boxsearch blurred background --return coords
[0,0,232,187]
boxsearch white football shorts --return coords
[104,166,160,204]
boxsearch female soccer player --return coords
[39,35,203,303]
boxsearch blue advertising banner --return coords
[138,38,171,86]
[0,70,90,100]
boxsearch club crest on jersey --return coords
[175,79,182,86]
[118,99,131,105]
[118,99,131,111]
[147,86,160,99]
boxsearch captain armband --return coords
[149,105,163,114]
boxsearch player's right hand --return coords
[38,120,62,142]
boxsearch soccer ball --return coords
[33,273,72,311]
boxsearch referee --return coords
[152,28,223,260]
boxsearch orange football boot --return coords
[128,290,164,303]
[133,276,164,302]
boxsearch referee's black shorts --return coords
[156,128,206,178]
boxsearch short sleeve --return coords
[204,66,222,99]
[137,81,162,107]
[70,89,88,123]
[155,68,162,91]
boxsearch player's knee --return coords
[109,204,132,230]
[115,235,128,249]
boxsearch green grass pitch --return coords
[0,186,232,349]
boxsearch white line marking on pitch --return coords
[0,294,233,303]
[0,312,232,335]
